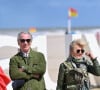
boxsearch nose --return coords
[24,40,28,44]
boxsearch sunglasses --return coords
[76,49,85,54]
[19,39,31,43]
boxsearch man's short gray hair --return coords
[17,32,33,41]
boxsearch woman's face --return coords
[71,44,85,59]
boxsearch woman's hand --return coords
[85,52,96,60]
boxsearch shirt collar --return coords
[20,49,30,57]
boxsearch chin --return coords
[76,57,82,59]
[74,56,81,59]
[23,49,29,52]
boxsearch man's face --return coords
[71,44,85,59]
[18,33,32,52]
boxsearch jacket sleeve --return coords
[24,52,46,77]
[87,58,100,76]
[56,63,65,90]
[9,57,33,80]
[32,52,46,75]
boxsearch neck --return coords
[20,49,30,54]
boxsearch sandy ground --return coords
[91,89,100,90]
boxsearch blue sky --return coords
[0,0,100,28]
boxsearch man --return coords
[56,39,100,90]
[9,32,46,90]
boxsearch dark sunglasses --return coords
[20,39,31,43]
[76,49,85,54]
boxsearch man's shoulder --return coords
[31,49,44,56]
[10,53,20,60]
[30,50,45,61]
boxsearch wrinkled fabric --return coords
[56,56,100,90]
[9,49,46,90]
[0,66,11,90]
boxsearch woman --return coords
[56,39,100,90]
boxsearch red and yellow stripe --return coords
[68,8,78,17]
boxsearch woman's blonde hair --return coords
[70,39,87,51]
